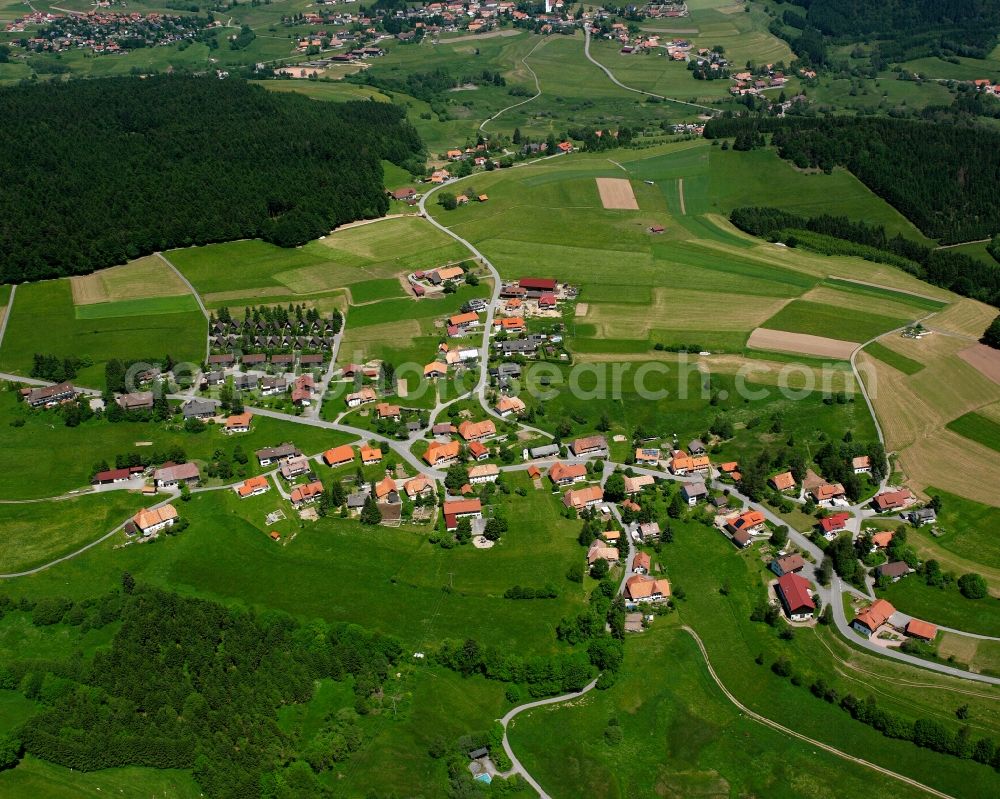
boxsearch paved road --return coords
[0,284,15,352]
[156,251,210,363]
[582,26,720,115]
[480,37,545,134]
[0,490,179,579]
[681,626,956,799]
[500,677,598,799]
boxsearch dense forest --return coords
[0,76,423,283]
[705,115,1000,245]
[775,0,1000,62]
[729,206,1000,307]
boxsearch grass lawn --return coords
[916,487,1000,569]
[937,632,1000,677]
[946,411,1000,454]
[864,341,925,375]
[0,756,201,799]
[0,389,351,499]
[0,472,588,656]
[0,279,204,388]
[0,492,150,574]
[650,519,1000,798]
[510,625,936,799]
[877,577,1000,638]
[0,690,39,735]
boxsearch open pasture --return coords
[0,491,149,574]
[0,278,204,388]
[69,255,190,305]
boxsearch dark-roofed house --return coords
[775,573,815,620]
[519,277,557,291]
[876,561,911,582]
[152,462,200,488]
[681,479,708,506]
[242,353,266,367]
[181,398,219,419]
[25,382,77,408]
[92,466,144,485]
[527,443,560,459]
[117,391,154,412]
[688,439,706,455]
[256,443,301,466]
[732,529,752,548]
[909,507,937,526]
[770,553,805,577]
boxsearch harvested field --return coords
[800,285,934,322]
[928,297,997,338]
[858,333,1000,506]
[587,289,786,339]
[596,177,638,210]
[746,328,857,360]
[202,287,296,303]
[70,256,190,305]
[958,343,1000,385]
[936,632,979,664]
[574,302,589,317]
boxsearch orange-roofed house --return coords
[447,149,463,160]
[852,455,871,474]
[434,266,465,282]
[726,510,766,536]
[872,530,894,549]
[455,194,469,205]
[290,481,324,507]
[625,575,671,603]
[872,488,915,512]
[458,419,496,442]
[443,498,482,529]
[495,317,526,333]
[635,448,660,466]
[374,476,398,502]
[469,463,499,484]
[769,471,796,492]
[360,446,382,465]
[225,412,253,433]
[549,462,586,486]
[237,475,270,499]
[424,440,461,467]
[811,483,846,504]
[632,551,651,574]
[496,395,526,416]
[376,402,401,421]
[505,298,523,312]
[323,445,355,468]
[852,599,896,637]
[404,476,433,499]
[720,462,739,474]
[131,504,178,536]
[670,453,711,476]
[623,474,654,494]
[906,619,938,641]
[563,485,604,511]
[468,441,490,461]
[424,361,448,379]
[449,311,480,329]
[527,465,541,479]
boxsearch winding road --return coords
[582,26,720,115]
[479,37,546,135]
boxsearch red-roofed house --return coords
[443,498,482,530]
[852,599,895,637]
[818,512,851,537]
[775,573,815,620]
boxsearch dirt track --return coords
[596,177,638,210]
[958,343,1000,385]
[747,328,858,360]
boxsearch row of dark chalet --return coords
[210,333,337,351]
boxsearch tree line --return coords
[2,582,403,798]
[0,76,423,284]
[729,206,1000,308]
[706,115,1000,245]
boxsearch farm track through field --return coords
[677,177,686,215]
[480,37,546,134]
[681,626,957,799]
[155,251,210,363]
[582,26,720,114]
[0,284,15,354]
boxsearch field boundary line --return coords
[677,177,686,215]
[681,625,956,799]
[582,26,720,114]
[480,36,546,134]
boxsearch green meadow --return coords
[512,517,1000,798]
[761,300,910,343]
[0,389,350,499]
[864,341,925,375]
[0,491,150,574]
[0,279,204,388]
[947,411,1000,454]
[878,577,1000,639]
[0,471,588,656]
[916,487,1000,568]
